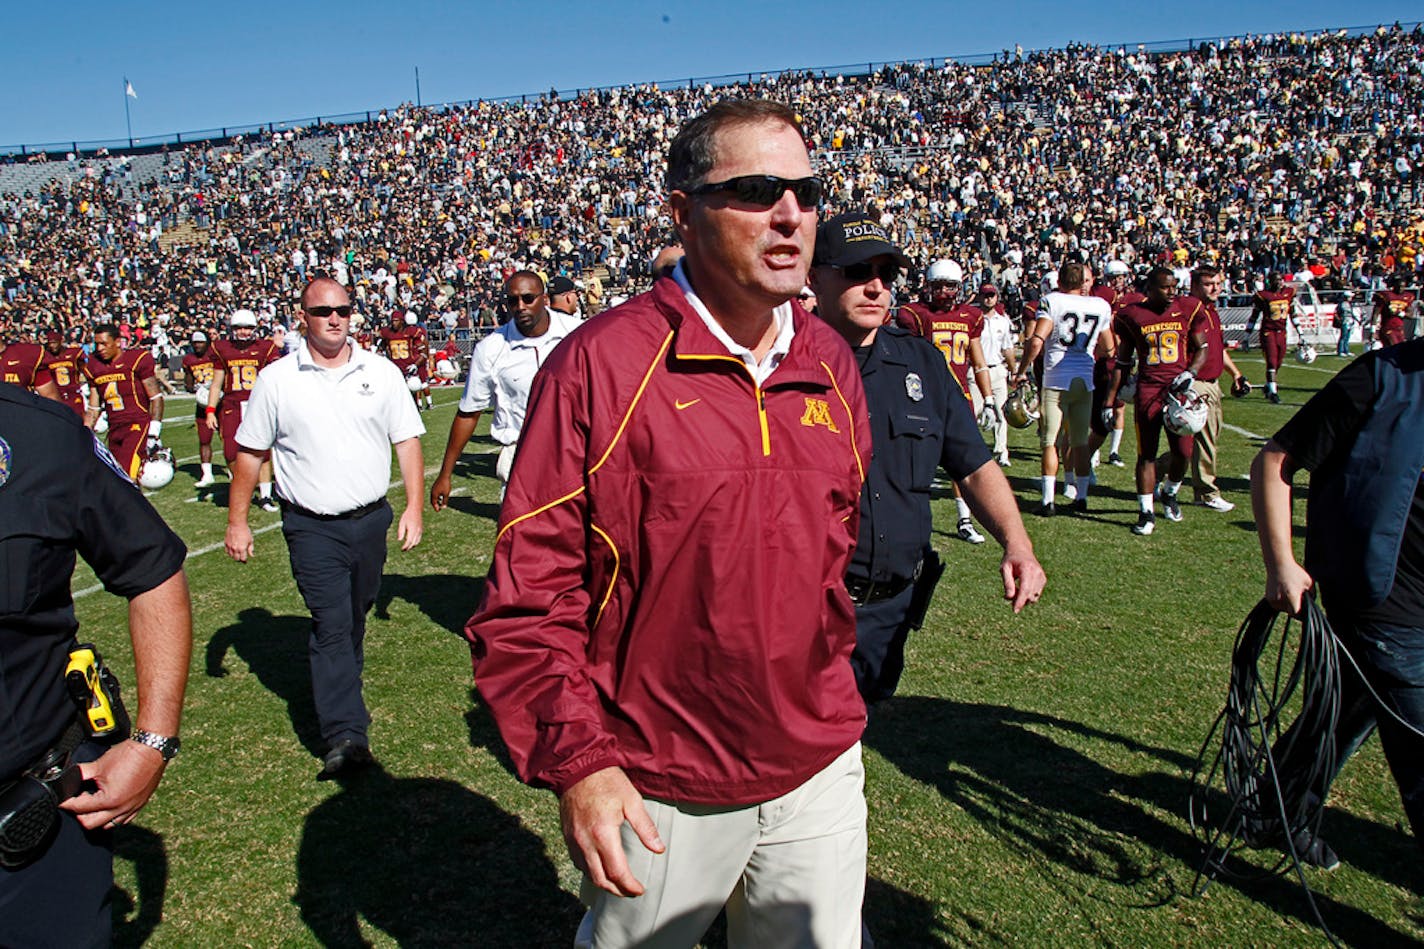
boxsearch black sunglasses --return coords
[688,175,824,209]
[837,261,901,285]
[305,305,353,318]
[504,292,543,306]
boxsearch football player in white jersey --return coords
[1015,262,1114,514]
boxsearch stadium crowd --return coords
[0,23,1421,358]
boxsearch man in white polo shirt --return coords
[224,277,426,780]
[429,271,580,510]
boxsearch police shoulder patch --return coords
[0,435,11,488]
[92,431,134,484]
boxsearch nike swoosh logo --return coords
[675,398,701,410]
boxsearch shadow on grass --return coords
[205,607,324,757]
[294,765,580,946]
[866,697,1420,945]
[443,493,502,521]
[112,824,167,949]
[375,572,485,638]
[465,688,520,780]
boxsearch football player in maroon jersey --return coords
[182,330,221,487]
[39,331,86,418]
[82,324,164,482]
[897,259,996,543]
[1,332,60,402]
[379,310,432,410]
[1091,261,1136,466]
[205,309,282,508]
[1251,274,1296,403]
[1105,267,1210,535]
[1373,275,1416,348]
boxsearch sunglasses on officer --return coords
[504,292,543,307]
[687,175,824,209]
[836,260,901,285]
[305,305,353,318]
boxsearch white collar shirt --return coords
[458,310,581,444]
[671,260,795,387]
[981,310,1015,367]
[234,339,425,514]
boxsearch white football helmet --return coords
[406,369,426,393]
[926,260,963,284]
[139,446,175,490]
[1295,343,1318,364]
[229,308,258,328]
[94,412,109,435]
[434,358,458,380]
[1003,380,1041,429]
[404,311,419,326]
[1163,389,1208,436]
[1105,260,1130,277]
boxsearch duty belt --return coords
[845,565,920,606]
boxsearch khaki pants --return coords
[987,364,1009,456]
[1191,379,1224,502]
[576,743,867,949]
[1039,378,1092,449]
[495,442,518,502]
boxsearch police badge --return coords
[0,435,10,488]
[904,372,924,402]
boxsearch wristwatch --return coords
[130,729,181,761]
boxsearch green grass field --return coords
[73,351,1423,947]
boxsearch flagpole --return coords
[123,77,133,147]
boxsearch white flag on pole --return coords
[125,79,138,99]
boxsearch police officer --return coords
[808,212,1046,704]
[0,380,192,947]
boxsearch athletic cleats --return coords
[957,519,986,544]
[1132,513,1156,536]
[1163,494,1183,522]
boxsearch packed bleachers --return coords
[1,23,1421,357]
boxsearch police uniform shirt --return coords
[0,382,186,778]
[851,327,992,583]
[235,339,425,516]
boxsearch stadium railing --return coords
[3,21,1417,159]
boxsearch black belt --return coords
[279,498,386,521]
[845,571,916,606]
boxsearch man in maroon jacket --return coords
[467,99,872,946]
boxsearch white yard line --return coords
[1223,422,1269,441]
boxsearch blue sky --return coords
[3,1,1420,148]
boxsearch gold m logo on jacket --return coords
[799,397,841,434]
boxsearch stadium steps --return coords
[158,220,208,251]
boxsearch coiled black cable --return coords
[1188,595,1342,941]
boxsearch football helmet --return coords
[1163,389,1208,436]
[926,260,963,284]
[139,446,175,490]
[434,358,459,380]
[1105,260,1130,277]
[404,311,419,326]
[94,412,109,435]
[229,308,258,328]
[1003,381,1041,429]
[1295,343,1318,364]
[405,368,426,393]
